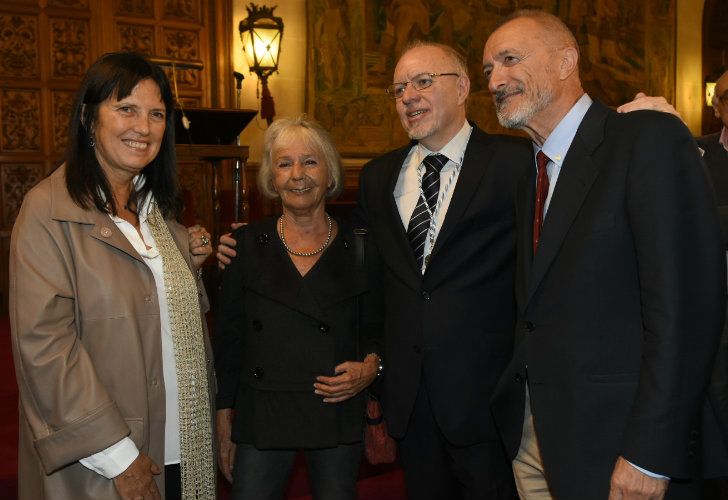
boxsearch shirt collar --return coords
[534,93,593,164]
[415,121,473,167]
[720,126,728,152]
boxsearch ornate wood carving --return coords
[1,163,43,228]
[1,89,40,152]
[178,161,210,225]
[114,0,154,18]
[163,28,200,88]
[119,23,155,54]
[52,91,76,153]
[164,0,199,22]
[50,17,90,79]
[0,14,39,79]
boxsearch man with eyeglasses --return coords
[355,40,531,500]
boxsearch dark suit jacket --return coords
[491,101,726,498]
[214,218,383,449]
[697,131,728,477]
[356,124,531,445]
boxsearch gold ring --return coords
[201,235,210,246]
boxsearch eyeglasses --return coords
[386,73,460,99]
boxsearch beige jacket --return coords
[9,165,215,499]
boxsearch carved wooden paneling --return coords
[0,14,39,79]
[1,89,41,153]
[178,161,210,226]
[163,28,200,88]
[0,0,229,312]
[1,163,43,228]
[119,23,155,54]
[50,17,90,79]
[52,91,76,153]
[49,0,90,8]
[114,0,154,18]
[164,0,200,22]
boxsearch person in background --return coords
[697,70,728,495]
[214,116,383,500]
[484,10,725,499]
[10,51,215,500]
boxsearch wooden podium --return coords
[174,107,256,241]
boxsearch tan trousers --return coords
[512,388,555,500]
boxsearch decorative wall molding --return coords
[1,163,43,229]
[1,90,41,153]
[0,14,39,79]
[50,17,90,79]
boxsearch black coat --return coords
[492,102,726,498]
[214,217,383,449]
[697,131,728,478]
[355,124,531,445]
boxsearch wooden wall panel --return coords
[0,0,234,314]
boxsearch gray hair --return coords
[257,115,343,200]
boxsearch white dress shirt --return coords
[395,121,473,273]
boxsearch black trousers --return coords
[398,378,517,500]
[165,463,181,500]
[230,442,363,500]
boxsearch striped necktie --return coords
[407,153,448,272]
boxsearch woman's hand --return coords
[188,224,212,270]
[216,408,236,483]
[217,222,246,270]
[113,452,161,499]
[314,354,379,403]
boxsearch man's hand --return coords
[187,224,212,270]
[217,222,244,270]
[608,456,668,500]
[617,93,684,123]
[313,354,379,403]
[113,452,161,500]
[216,408,236,483]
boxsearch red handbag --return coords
[364,396,396,464]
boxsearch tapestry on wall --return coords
[306,0,676,156]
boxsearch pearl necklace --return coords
[278,213,332,257]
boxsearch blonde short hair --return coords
[257,115,343,200]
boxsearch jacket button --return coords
[252,320,263,331]
[151,378,159,387]
[525,322,535,332]
[257,233,269,245]
[319,323,330,333]
[421,291,430,301]
[413,345,421,354]
[514,373,523,383]
[144,295,152,303]
[342,239,350,249]
[252,367,264,379]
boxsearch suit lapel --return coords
[378,146,424,286]
[517,165,535,310]
[526,101,608,305]
[429,126,494,263]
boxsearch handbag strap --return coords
[353,227,368,361]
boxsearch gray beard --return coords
[495,87,553,130]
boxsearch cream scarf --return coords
[147,202,215,499]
